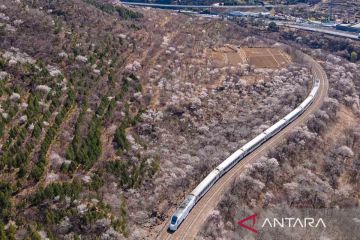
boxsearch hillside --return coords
[0,0,148,238]
[199,16,360,240]
[0,0,313,238]
[1,0,359,239]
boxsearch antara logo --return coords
[238,214,258,234]
[238,214,326,234]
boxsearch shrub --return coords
[350,51,358,62]
[268,21,279,32]
[32,180,82,205]
[0,182,11,222]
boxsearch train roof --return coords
[216,149,244,171]
[299,96,312,108]
[264,118,287,135]
[191,169,219,197]
[310,86,319,96]
[241,132,267,152]
[173,194,196,217]
[178,195,195,210]
[283,107,301,121]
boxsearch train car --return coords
[310,85,319,96]
[191,169,221,201]
[263,118,287,139]
[168,169,221,231]
[241,132,267,154]
[216,149,245,175]
[299,97,313,110]
[283,106,302,122]
[168,194,196,231]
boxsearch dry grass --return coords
[243,47,292,68]
[206,45,292,68]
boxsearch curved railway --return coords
[156,52,329,240]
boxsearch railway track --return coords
[156,53,328,240]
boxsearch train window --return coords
[171,216,177,224]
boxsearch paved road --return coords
[282,23,359,40]
[121,2,298,9]
[122,1,359,41]
[156,54,329,240]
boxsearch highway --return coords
[121,1,359,41]
[121,2,298,9]
[281,23,359,40]
[156,53,329,240]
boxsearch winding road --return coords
[156,54,329,240]
[121,2,299,9]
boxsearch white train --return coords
[168,77,320,231]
